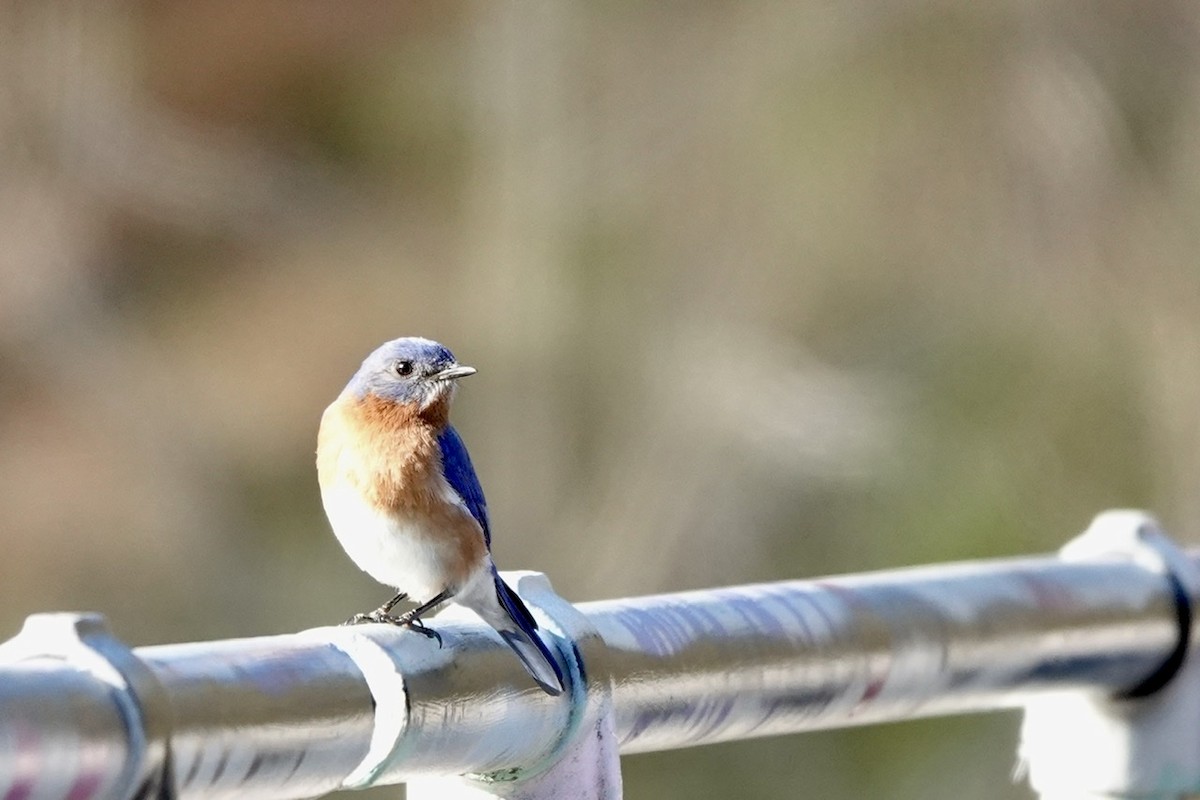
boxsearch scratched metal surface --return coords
[0,554,1186,798]
[580,556,1179,753]
[136,634,376,799]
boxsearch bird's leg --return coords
[393,589,454,647]
[342,592,409,626]
[379,592,408,615]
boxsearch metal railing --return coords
[2,510,1199,799]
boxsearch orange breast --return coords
[316,392,488,589]
[317,393,437,509]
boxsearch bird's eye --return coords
[393,360,415,377]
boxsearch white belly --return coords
[320,484,474,601]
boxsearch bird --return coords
[316,336,565,696]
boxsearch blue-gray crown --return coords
[344,337,473,405]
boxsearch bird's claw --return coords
[398,615,444,648]
[341,610,443,647]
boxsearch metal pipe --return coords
[0,544,1190,798]
[0,660,132,800]
[138,634,376,799]
[583,556,1179,753]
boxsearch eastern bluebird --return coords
[317,337,565,696]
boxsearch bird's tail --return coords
[480,573,565,696]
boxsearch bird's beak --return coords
[433,364,477,381]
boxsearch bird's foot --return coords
[342,610,404,626]
[342,592,410,626]
[341,610,443,647]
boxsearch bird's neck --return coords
[354,391,451,430]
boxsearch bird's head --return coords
[344,337,476,413]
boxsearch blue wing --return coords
[437,425,491,547]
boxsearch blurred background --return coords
[1,1,1197,797]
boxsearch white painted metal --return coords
[1020,511,1200,799]
[406,574,622,800]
